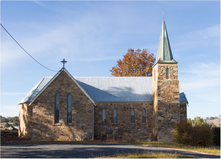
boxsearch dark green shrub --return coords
[193,124,213,147]
[4,122,9,128]
[212,126,220,146]
[174,123,193,144]
[12,122,19,126]
[175,123,213,147]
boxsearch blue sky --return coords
[1,1,220,119]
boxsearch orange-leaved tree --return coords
[110,48,155,76]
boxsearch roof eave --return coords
[153,59,178,67]
[63,69,96,106]
[29,68,96,106]
[157,60,178,64]
[29,68,64,106]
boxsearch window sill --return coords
[66,123,74,126]
[53,123,62,126]
[99,123,107,125]
[99,123,119,125]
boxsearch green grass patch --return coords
[111,153,194,158]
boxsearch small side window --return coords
[113,109,117,123]
[131,109,135,123]
[102,109,106,123]
[142,108,146,123]
[166,68,169,79]
[67,94,72,123]
[55,93,59,123]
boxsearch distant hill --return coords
[205,116,219,120]
[205,117,220,127]
[0,116,19,123]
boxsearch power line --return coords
[0,23,57,72]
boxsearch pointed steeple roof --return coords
[155,20,177,64]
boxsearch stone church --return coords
[19,19,188,142]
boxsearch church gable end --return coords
[31,69,94,141]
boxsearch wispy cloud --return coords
[181,24,220,44]
[69,56,122,62]
[179,62,220,90]
[1,6,138,69]
[173,24,220,54]
[33,1,77,15]
[1,93,26,95]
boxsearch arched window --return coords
[142,108,146,123]
[113,109,117,123]
[166,68,169,79]
[131,108,135,123]
[67,94,72,123]
[55,93,59,123]
[102,109,106,123]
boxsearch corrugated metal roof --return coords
[19,77,52,104]
[180,86,189,103]
[75,77,153,102]
[19,76,188,104]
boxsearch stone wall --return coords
[94,102,153,142]
[18,103,32,138]
[180,103,187,123]
[152,63,180,142]
[31,70,93,141]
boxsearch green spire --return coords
[155,20,177,64]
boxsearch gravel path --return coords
[1,142,220,158]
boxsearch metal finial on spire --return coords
[162,9,164,20]
[61,58,67,68]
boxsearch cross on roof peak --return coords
[61,58,67,68]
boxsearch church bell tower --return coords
[152,18,180,142]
